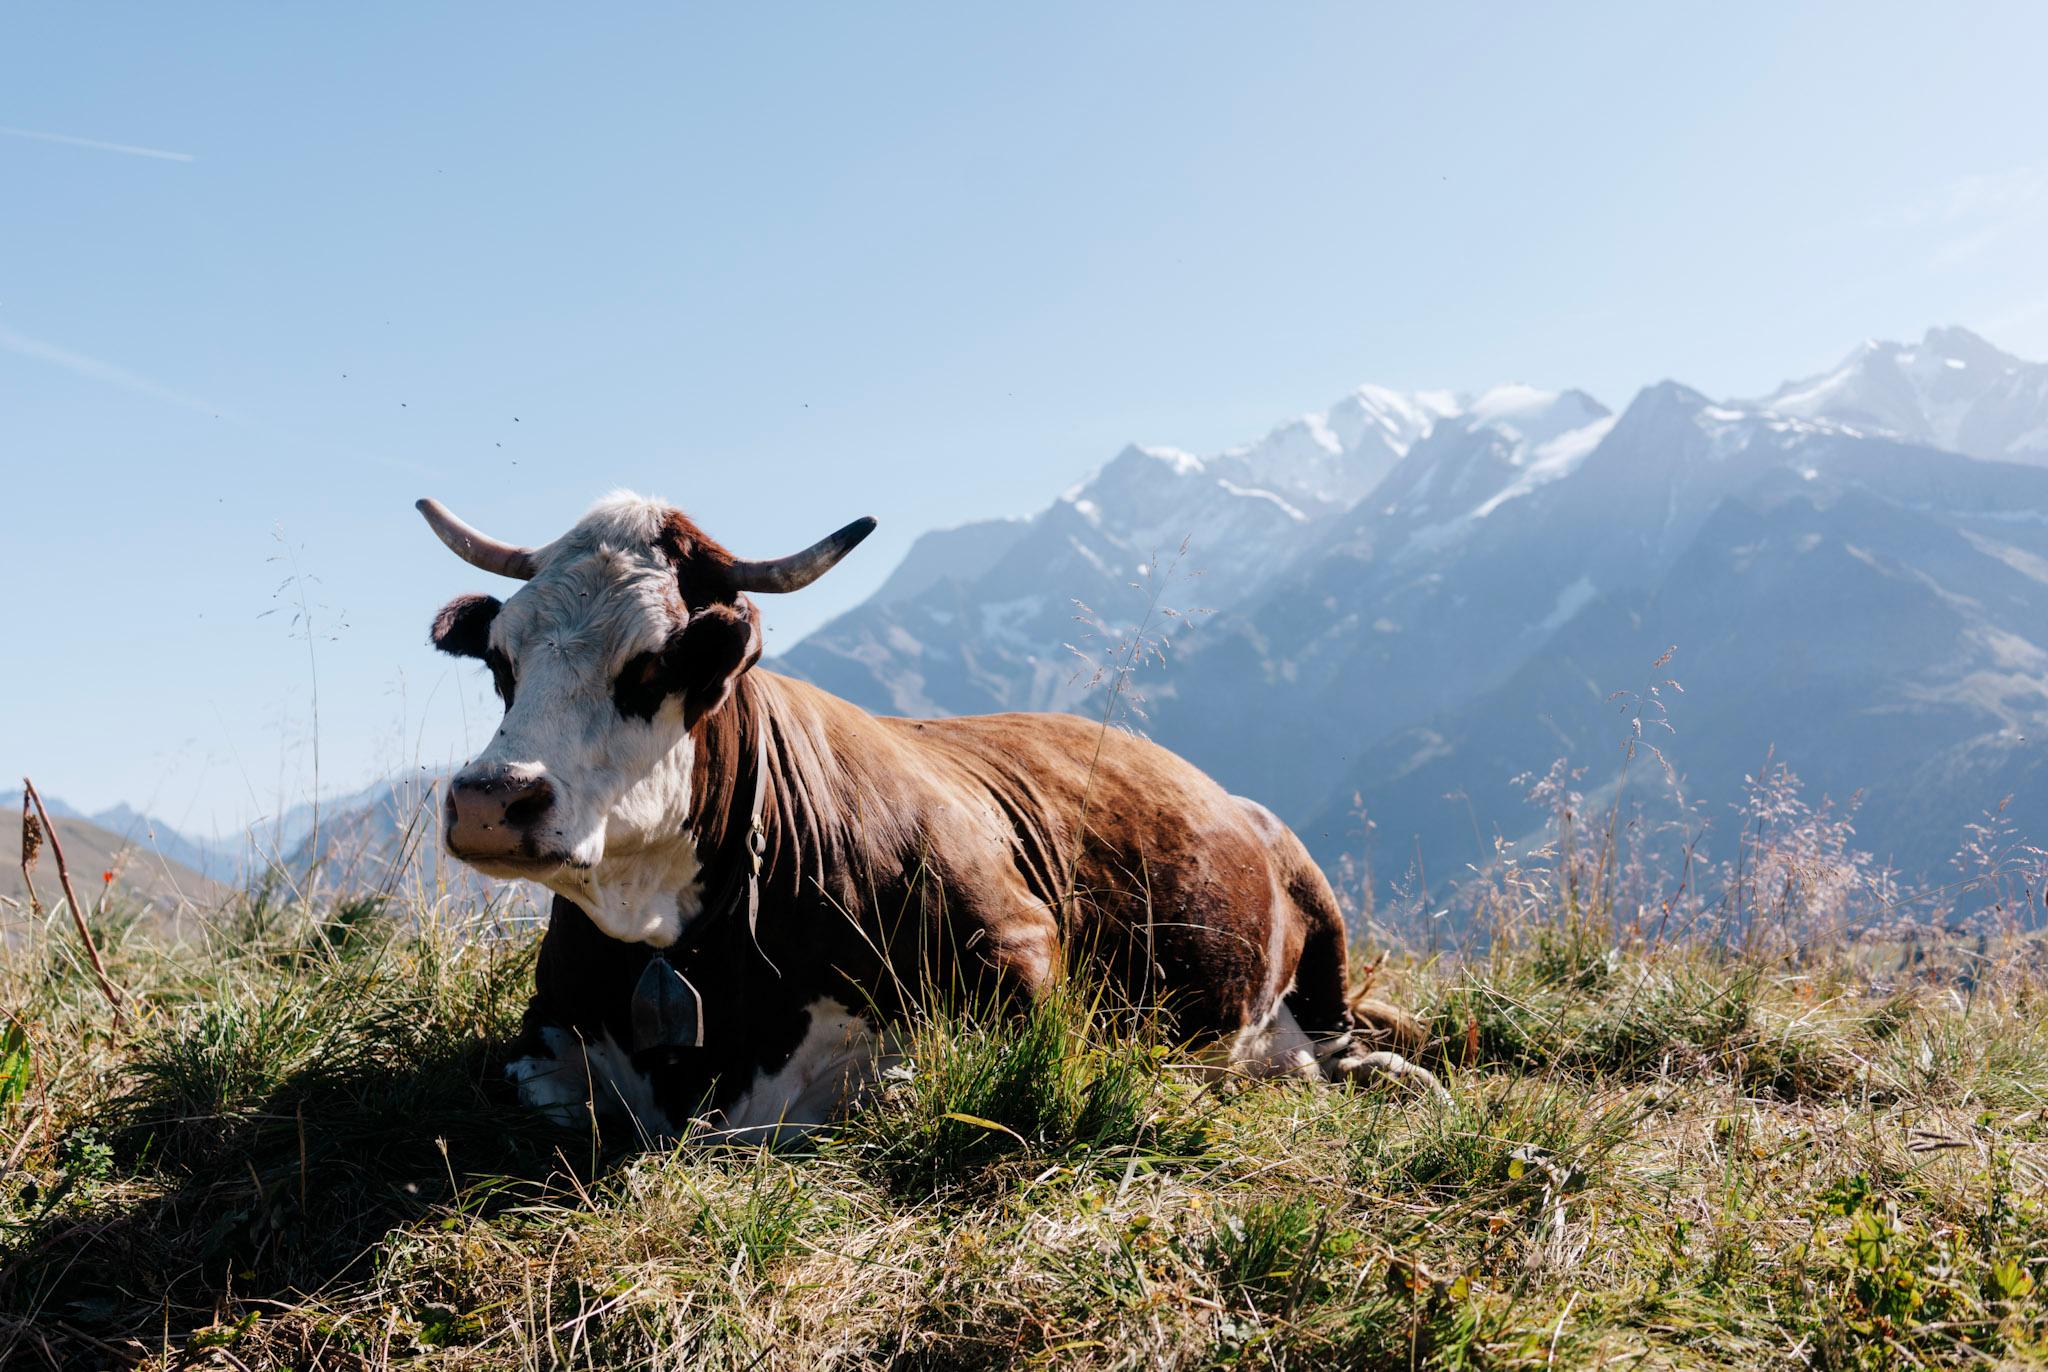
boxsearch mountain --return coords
[1293,392,2048,888]
[83,802,248,881]
[281,771,524,904]
[1754,326,2048,466]
[778,383,1597,721]
[2,807,224,918]
[0,789,247,883]
[0,779,496,901]
[867,517,1030,606]
[1144,388,1619,815]
[779,332,2048,912]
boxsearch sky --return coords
[6,3,2048,838]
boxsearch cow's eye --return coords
[611,650,669,722]
[485,648,517,707]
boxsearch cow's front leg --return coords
[689,998,887,1145]
[502,1007,678,1138]
[500,894,684,1137]
[502,1016,594,1126]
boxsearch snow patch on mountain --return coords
[1537,574,1598,634]
[1472,413,1618,518]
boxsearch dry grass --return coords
[3,874,2047,1370]
[5,742,2048,1369]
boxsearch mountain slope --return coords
[1300,445,2048,886]
[3,810,223,916]
[1144,383,1755,816]
[1,789,250,883]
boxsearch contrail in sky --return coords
[0,325,223,416]
[1,125,195,162]
[0,324,437,477]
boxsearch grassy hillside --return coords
[3,810,222,923]
[2,839,2045,1368]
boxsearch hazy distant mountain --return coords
[1,798,223,918]
[867,517,1031,606]
[0,789,248,882]
[1753,326,2048,466]
[779,332,2048,905]
[1292,391,2048,886]
[1,779,510,905]
[281,771,525,905]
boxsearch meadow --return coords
[3,772,2046,1371]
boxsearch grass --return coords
[854,983,1210,1196]
[4,881,2048,1368]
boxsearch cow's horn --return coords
[415,498,539,580]
[725,516,877,593]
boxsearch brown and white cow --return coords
[421,492,1432,1141]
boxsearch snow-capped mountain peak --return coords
[1360,386,1616,550]
[1464,383,1606,447]
[1206,384,1453,516]
[1325,383,1460,451]
[1753,326,2048,464]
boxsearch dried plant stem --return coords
[17,792,43,917]
[20,778,125,1026]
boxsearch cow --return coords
[419,492,1435,1141]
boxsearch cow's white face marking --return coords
[456,495,715,945]
[543,741,704,946]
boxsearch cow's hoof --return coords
[1332,1048,1450,1103]
[502,1024,678,1139]
[504,1041,592,1129]
[1348,996,1430,1059]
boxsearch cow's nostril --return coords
[503,777,555,828]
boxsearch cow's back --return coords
[874,703,1315,1034]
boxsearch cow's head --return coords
[419,492,872,941]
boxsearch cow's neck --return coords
[554,679,770,949]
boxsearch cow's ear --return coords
[669,597,762,728]
[431,594,501,659]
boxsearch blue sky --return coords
[6,4,2048,837]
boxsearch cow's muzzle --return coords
[445,765,560,864]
